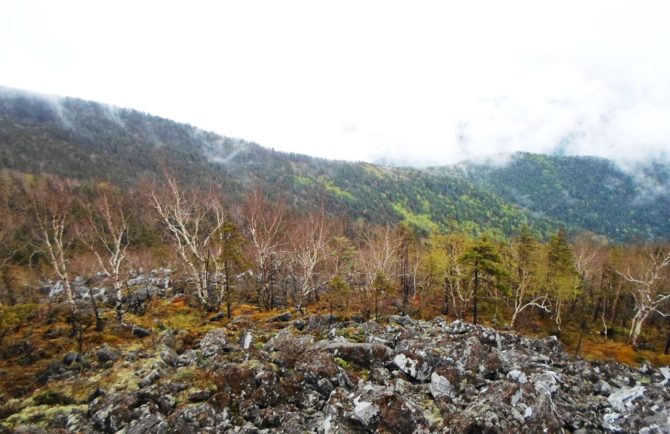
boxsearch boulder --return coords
[198,328,228,357]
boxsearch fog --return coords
[1,1,669,168]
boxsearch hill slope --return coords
[1,86,668,241]
[450,153,670,240]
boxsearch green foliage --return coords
[334,357,351,369]
[0,87,668,245]
[0,303,39,330]
[459,237,506,281]
[33,389,75,406]
[459,152,670,241]
[322,180,355,201]
[392,202,439,234]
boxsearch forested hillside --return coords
[451,153,670,240]
[2,86,668,241]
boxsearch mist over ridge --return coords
[0,84,668,242]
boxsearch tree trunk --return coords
[510,310,519,330]
[473,269,479,325]
[630,310,650,348]
[2,270,16,306]
[442,276,449,315]
[114,280,123,321]
[224,260,232,319]
[575,318,587,354]
[89,288,104,332]
[610,285,622,325]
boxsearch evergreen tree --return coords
[459,236,506,325]
[546,228,577,330]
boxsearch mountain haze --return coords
[0,86,668,241]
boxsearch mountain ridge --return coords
[0,85,668,241]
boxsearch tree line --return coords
[1,170,669,352]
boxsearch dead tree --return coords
[81,185,130,321]
[239,189,286,310]
[288,208,334,309]
[617,249,670,348]
[152,177,228,310]
[26,177,78,333]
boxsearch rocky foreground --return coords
[2,314,670,433]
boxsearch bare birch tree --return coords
[288,208,333,309]
[239,189,285,309]
[617,248,670,347]
[507,227,550,329]
[28,177,77,311]
[152,177,228,310]
[81,184,130,320]
[358,225,401,319]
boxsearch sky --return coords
[1,0,669,166]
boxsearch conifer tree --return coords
[460,236,505,325]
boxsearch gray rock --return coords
[159,345,178,367]
[62,352,82,366]
[393,352,433,382]
[241,330,253,350]
[130,325,151,338]
[507,369,528,384]
[608,385,646,412]
[293,319,306,330]
[139,369,162,388]
[269,311,292,322]
[199,328,229,357]
[90,392,140,433]
[430,371,454,398]
[317,341,393,367]
[390,315,414,326]
[96,345,120,364]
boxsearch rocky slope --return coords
[2,314,670,433]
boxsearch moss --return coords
[421,397,444,427]
[32,389,74,406]
[103,367,141,392]
[339,326,366,343]
[174,368,200,384]
[1,404,87,430]
[334,357,351,369]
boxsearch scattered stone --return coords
[241,330,253,350]
[209,312,226,322]
[188,389,213,402]
[430,371,454,398]
[10,315,670,433]
[62,352,82,366]
[199,328,229,357]
[393,352,433,381]
[293,319,306,331]
[507,369,528,384]
[96,345,120,364]
[390,315,414,327]
[608,385,646,412]
[90,392,140,432]
[269,312,292,322]
[139,369,162,388]
[128,324,151,338]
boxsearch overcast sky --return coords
[1,1,669,165]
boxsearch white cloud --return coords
[0,0,669,166]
